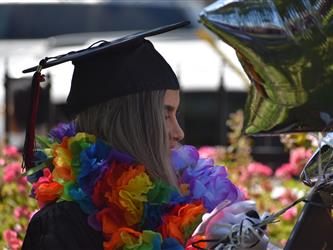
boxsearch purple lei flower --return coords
[171,145,199,173]
[173,145,244,212]
[184,161,244,212]
[49,121,76,141]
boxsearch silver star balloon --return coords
[200,0,333,134]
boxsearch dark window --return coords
[0,3,193,39]
[181,91,223,146]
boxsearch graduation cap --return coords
[22,20,190,170]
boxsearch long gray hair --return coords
[75,90,179,188]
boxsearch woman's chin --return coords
[169,143,181,152]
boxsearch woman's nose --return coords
[171,119,184,142]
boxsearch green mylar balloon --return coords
[200,0,333,134]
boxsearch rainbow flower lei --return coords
[27,122,244,249]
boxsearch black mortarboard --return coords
[22,21,190,170]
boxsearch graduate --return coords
[22,21,268,250]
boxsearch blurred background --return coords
[0,0,288,167]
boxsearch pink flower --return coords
[18,184,27,193]
[2,229,22,250]
[14,206,31,220]
[198,146,217,160]
[275,147,313,179]
[279,189,298,205]
[247,162,273,177]
[3,162,21,182]
[2,145,19,157]
[289,148,312,175]
[282,206,298,221]
[14,224,23,233]
[239,167,251,183]
[3,229,16,242]
[17,175,29,192]
[0,158,5,165]
[18,176,28,185]
[275,163,295,179]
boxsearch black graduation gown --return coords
[22,201,103,250]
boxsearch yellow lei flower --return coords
[119,172,154,225]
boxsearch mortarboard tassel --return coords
[22,59,47,171]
